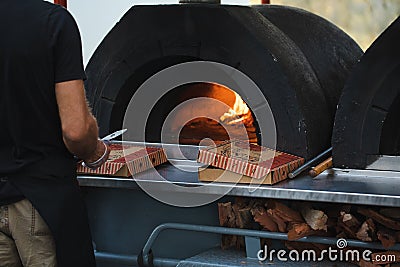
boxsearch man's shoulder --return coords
[26,1,74,26]
[41,3,80,41]
[42,3,74,23]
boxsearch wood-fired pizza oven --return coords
[85,4,363,160]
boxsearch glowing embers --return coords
[162,82,257,145]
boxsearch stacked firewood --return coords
[218,197,400,266]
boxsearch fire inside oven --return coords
[156,82,257,145]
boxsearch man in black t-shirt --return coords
[0,1,109,266]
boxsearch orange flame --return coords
[220,92,253,126]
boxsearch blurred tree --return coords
[270,0,400,50]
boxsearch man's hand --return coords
[55,79,107,165]
[82,140,111,170]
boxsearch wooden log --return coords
[249,198,267,209]
[218,202,237,249]
[340,211,361,228]
[336,223,358,239]
[326,204,352,218]
[377,228,397,249]
[234,197,250,209]
[358,208,400,231]
[251,206,278,232]
[266,200,304,223]
[218,202,232,226]
[232,203,251,249]
[379,208,400,220]
[327,217,337,228]
[218,202,235,226]
[288,222,330,241]
[336,231,347,239]
[301,207,328,231]
[267,208,287,232]
[233,205,252,229]
[337,212,361,239]
[356,219,376,242]
[263,200,305,233]
[287,222,315,240]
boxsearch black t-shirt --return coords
[0,0,86,205]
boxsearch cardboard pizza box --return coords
[197,140,304,185]
[77,143,168,177]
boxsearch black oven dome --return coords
[85,4,362,160]
[332,16,400,168]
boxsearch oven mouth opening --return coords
[148,82,258,146]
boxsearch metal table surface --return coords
[177,248,355,267]
[78,142,400,207]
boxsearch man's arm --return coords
[55,79,106,163]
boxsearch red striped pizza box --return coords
[197,140,304,185]
[77,143,168,177]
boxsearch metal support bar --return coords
[95,252,137,265]
[245,236,261,260]
[140,223,400,266]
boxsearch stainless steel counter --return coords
[78,142,400,207]
[78,164,400,207]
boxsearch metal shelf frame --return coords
[78,143,400,266]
